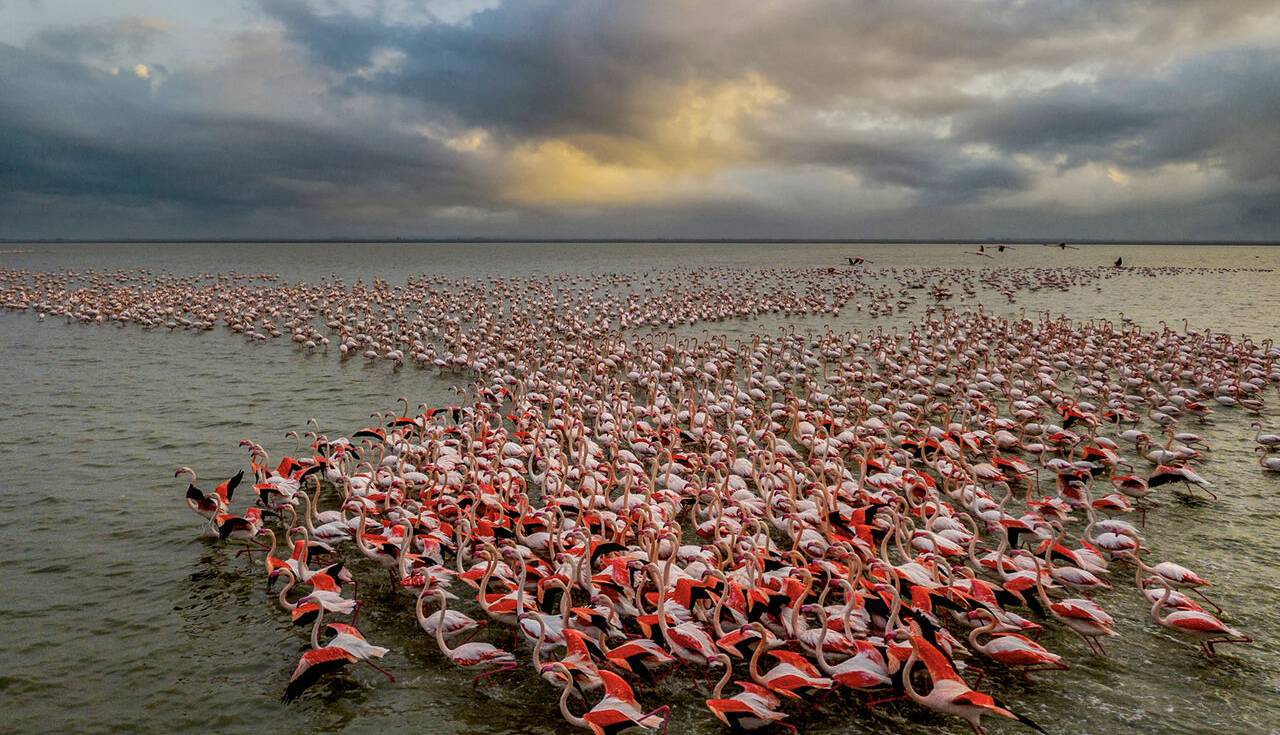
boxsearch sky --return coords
[1,0,1278,240]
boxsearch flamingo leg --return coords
[1080,635,1098,656]
[968,665,986,689]
[364,660,396,683]
[460,622,487,645]
[638,705,670,735]
[866,692,906,708]
[471,662,518,689]
[1023,662,1069,674]
[1192,589,1224,614]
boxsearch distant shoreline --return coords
[2,238,1278,246]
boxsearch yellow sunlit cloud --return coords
[1106,166,1131,185]
[133,63,151,79]
[501,74,784,206]
[503,140,672,205]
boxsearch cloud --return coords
[30,15,172,68]
[0,39,492,237]
[955,47,1280,187]
[1,1,1278,238]
[499,74,784,206]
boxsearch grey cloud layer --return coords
[957,48,1280,181]
[1,0,1277,238]
[0,37,490,236]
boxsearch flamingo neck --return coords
[277,570,297,611]
[310,607,324,649]
[414,587,430,630]
[967,615,996,654]
[301,491,318,532]
[712,655,733,699]
[1150,585,1174,625]
[901,651,926,705]
[748,630,768,684]
[557,670,588,729]
[814,612,833,673]
[354,505,376,556]
[434,592,455,656]
[262,528,277,562]
[478,552,499,612]
[531,617,548,669]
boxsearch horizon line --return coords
[4,237,1279,246]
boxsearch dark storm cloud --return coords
[0,41,487,231]
[261,0,693,140]
[956,47,1280,183]
[2,0,1278,238]
[756,133,1033,205]
[259,0,1049,205]
[261,0,1278,133]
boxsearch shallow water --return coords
[1,242,1279,735]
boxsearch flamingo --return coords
[1031,557,1117,656]
[966,609,1067,680]
[1256,447,1280,472]
[746,623,832,698]
[901,622,1046,735]
[126,263,1272,729]
[1251,422,1280,450]
[282,646,357,703]
[1150,585,1251,657]
[812,608,891,691]
[705,654,793,732]
[415,583,484,640]
[1125,552,1220,613]
[552,663,670,735]
[282,615,393,702]
[432,589,517,687]
[178,466,243,520]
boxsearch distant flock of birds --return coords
[5,260,1280,734]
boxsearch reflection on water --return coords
[1,242,1278,734]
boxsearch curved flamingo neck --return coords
[967,614,997,655]
[814,610,834,673]
[434,591,456,656]
[748,625,769,684]
[557,669,588,729]
[1150,584,1174,626]
[310,607,324,649]
[277,569,298,610]
[712,655,733,699]
[900,651,926,705]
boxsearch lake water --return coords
[1,242,1278,735]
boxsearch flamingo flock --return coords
[5,261,1279,733]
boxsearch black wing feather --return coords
[224,469,244,500]
[282,657,349,703]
